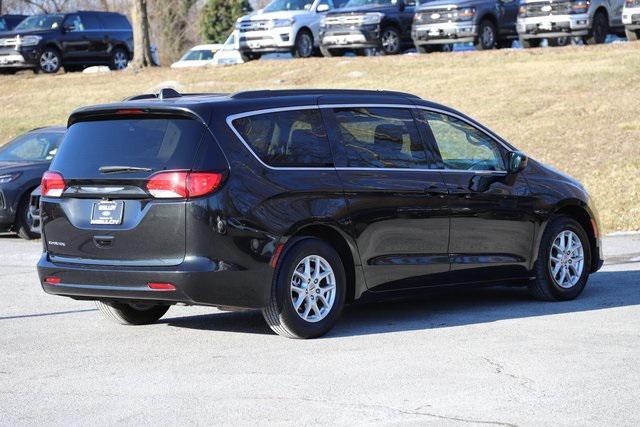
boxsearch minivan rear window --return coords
[232,109,333,167]
[51,118,205,178]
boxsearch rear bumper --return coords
[37,253,273,309]
[517,14,590,38]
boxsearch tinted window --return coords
[183,49,214,61]
[80,13,101,30]
[15,14,63,31]
[63,14,84,31]
[51,119,204,178]
[0,19,6,31]
[420,111,505,171]
[332,107,427,169]
[233,109,333,167]
[0,132,63,162]
[101,13,131,30]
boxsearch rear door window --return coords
[51,118,205,178]
[80,13,101,30]
[330,107,428,169]
[232,109,333,167]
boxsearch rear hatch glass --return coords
[43,116,206,266]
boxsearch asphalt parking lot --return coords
[1,234,639,425]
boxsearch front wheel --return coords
[96,301,170,325]
[585,12,608,45]
[548,36,570,47]
[38,47,61,73]
[529,215,591,301]
[293,30,314,58]
[475,20,497,50]
[380,27,401,55]
[15,194,38,240]
[109,48,129,70]
[262,238,346,339]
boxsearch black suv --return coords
[0,11,132,74]
[37,89,603,338]
[0,14,27,32]
[319,0,416,56]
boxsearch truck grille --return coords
[522,1,573,17]
[323,15,365,26]
[237,20,271,32]
[414,8,466,24]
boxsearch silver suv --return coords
[235,0,344,60]
[517,0,626,47]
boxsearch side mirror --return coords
[507,151,528,173]
[317,3,330,12]
[398,0,406,11]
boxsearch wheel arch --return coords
[111,42,132,59]
[284,223,364,303]
[593,6,609,23]
[478,12,498,29]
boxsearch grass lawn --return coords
[1,42,638,232]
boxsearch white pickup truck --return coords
[235,0,346,60]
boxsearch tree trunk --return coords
[131,0,156,68]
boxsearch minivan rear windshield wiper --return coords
[99,166,153,174]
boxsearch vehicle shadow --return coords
[162,268,640,338]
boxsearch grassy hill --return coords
[1,42,639,232]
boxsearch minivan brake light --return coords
[41,171,65,197]
[146,171,224,199]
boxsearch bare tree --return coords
[22,0,72,12]
[155,0,197,64]
[131,0,156,68]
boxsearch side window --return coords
[420,111,505,171]
[81,14,101,30]
[232,109,333,167]
[332,107,427,169]
[63,14,84,31]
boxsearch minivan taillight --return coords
[146,171,224,199]
[41,171,65,197]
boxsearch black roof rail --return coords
[122,89,228,102]
[231,89,420,99]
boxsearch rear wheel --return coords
[547,36,570,47]
[585,11,608,45]
[96,301,170,325]
[519,37,541,48]
[475,20,497,50]
[15,194,38,240]
[38,47,61,73]
[109,48,129,70]
[529,215,591,301]
[293,30,314,58]
[380,27,401,55]
[626,28,639,41]
[240,51,262,62]
[262,238,346,339]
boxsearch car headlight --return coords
[569,0,590,14]
[361,13,383,25]
[0,172,21,184]
[452,7,476,21]
[17,35,41,47]
[271,18,295,28]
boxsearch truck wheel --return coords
[293,30,314,58]
[475,20,497,50]
[380,27,401,55]
[519,37,541,48]
[240,52,262,62]
[585,11,608,45]
[15,194,38,240]
[626,28,639,41]
[262,238,346,339]
[109,48,129,70]
[528,215,591,301]
[38,47,61,73]
[548,36,570,47]
[96,301,170,325]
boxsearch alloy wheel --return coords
[549,230,585,288]
[381,29,399,54]
[481,25,495,48]
[298,33,313,57]
[290,255,336,323]
[40,51,59,73]
[113,51,128,70]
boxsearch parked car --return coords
[0,14,27,32]
[29,185,42,236]
[0,11,133,74]
[517,0,626,47]
[212,31,245,65]
[170,44,223,68]
[0,126,64,239]
[412,0,519,52]
[623,0,640,40]
[36,88,603,338]
[319,0,416,56]
[236,0,343,60]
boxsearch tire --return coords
[519,37,541,48]
[109,48,129,71]
[96,301,170,325]
[548,36,570,47]
[585,11,608,45]
[262,238,346,339]
[240,51,262,62]
[475,20,497,50]
[380,27,401,55]
[626,28,639,42]
[15,194,38,240]
[38,47,61,74]
[528,215,592,301]
[293,30,314,58]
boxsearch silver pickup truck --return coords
[517,0,626,47]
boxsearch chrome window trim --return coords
[225,103,513,174]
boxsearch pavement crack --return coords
[481,356,535,391]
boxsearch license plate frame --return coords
[90,200,124,225]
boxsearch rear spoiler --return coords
[67,105,207,127]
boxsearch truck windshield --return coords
[264,0,313,12]
[14,14,64,31]
[344,0,393,7]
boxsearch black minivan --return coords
[38,89,603,338]
[0,11,132,73]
